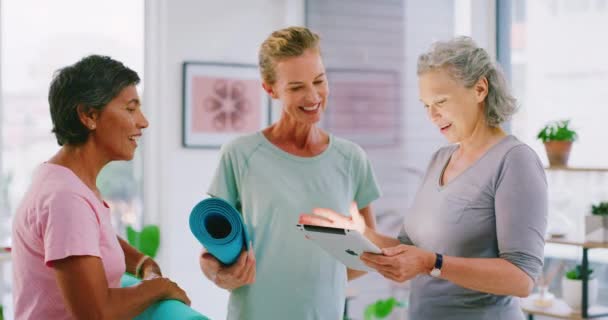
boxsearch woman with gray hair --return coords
[300,36,547,319]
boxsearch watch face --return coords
[430,268,441,277]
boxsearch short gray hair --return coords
[417,36,516,127]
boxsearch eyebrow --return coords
[419,96,447,104]
[287,73,325,86]
[127,98,141,106]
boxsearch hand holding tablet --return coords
[296,224,381,272]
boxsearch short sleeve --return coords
[495,145,548,281]
[208,142,241,209]
[352,145,382,209]
[42,192,101,265]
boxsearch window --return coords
[507,0,608,304]
[510,0,608,168]
[0,1,144,316]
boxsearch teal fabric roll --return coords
[120,274,210,320]
[189,197,250,265]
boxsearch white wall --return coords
[403,0,496,171]
[143,1,303,319]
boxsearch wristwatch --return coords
[430,253,443,278]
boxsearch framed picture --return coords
[323,69,401,147]
[182,62,270,148]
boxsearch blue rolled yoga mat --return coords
[189,197,250,265]
[120,274,209,320]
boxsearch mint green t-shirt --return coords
[208,132,381,320]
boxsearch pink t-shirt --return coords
[11,163,126,320]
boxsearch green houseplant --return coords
[562,265,598,309]
[585,201,608,243]
[126,225,160,259]
[363,297,405,320]
[537,120,577,167]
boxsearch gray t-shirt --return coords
[399,136,547,320]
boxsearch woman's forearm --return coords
[440,256,534,297]
[101,280,168,320]
[117,236,145,275]
[53,256,173,320]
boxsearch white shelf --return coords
[521,296,608,319]
[545,167,608,173]
[543,238,608,264]
[546,237,608,249]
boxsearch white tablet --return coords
[296,224,382,272]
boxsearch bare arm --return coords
[117,237,161,278]
[53,255,189,320]
[440,256,534,297]
[362,245,534,298]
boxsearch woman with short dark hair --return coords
[12,55,190,320]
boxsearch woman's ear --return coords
[474,76,489,103]
[77,105,99,130]
[262,82,278,99]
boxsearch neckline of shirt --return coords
[256,131,334,163]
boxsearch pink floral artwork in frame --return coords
[191,77,262,133]
[183,62,269,148]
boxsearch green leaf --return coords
[126,225,139,248]
[125,225,160,258]
[565,264,593,280]
[364,297,403,319]
[537,120,578,142]
[139,225,160,258]
[591,201,608,215]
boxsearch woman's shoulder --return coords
[17,165,98,220]
[490,135,540,163]
[33,163,88,196]
[499,136,542,165]
[331,135,368,160]
[220,132,265,155]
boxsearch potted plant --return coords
[585,201,608,243]
[561,265,598,310]
[537,120,577,167]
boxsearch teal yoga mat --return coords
[189,197,250,265]
[120,274,209,320]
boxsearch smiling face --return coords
[87,85,148,160]
[263,49,329,125]
[418,68,488,143]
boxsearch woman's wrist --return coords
[135,255,162,278]
[143,259,162,279]
[134,255,150,277]
[422,251,437,274]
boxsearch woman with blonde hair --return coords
[199,26,381,320]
